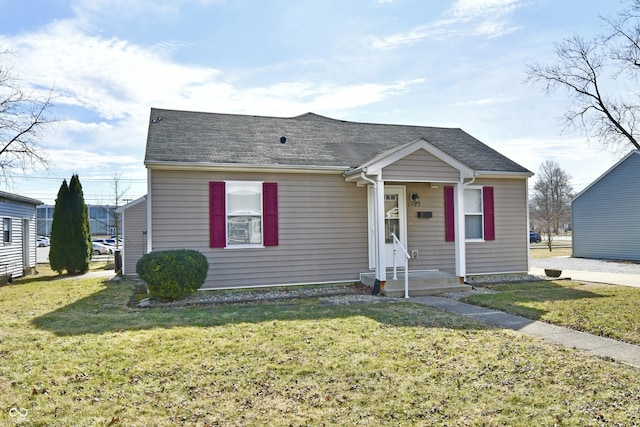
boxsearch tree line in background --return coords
[50,174,92,275]
[530,161,573,251]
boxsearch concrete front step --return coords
[360,270,471,297]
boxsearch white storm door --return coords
[384,186,407,268]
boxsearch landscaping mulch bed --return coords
[134,281,384,308]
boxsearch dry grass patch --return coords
[2,273,640,425]
[529,246,572,259]
[463,280,640,344]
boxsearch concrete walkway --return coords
[54,269,116,280]
[411,295,640,369]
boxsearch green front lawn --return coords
[463,280,640,344]
[2,272,640,425]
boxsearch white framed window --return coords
[226,181,263,246]
[3,218,11,244]
[464,188,483,240]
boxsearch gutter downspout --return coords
[359,171,384,294]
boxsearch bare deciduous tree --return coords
[111,172,129,248]
[0,51,56,182]
[526,0,640,154]
[530,161,574,251]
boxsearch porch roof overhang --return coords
[343,138,533,184]
[344,138,473,183]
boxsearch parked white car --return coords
[92,241,113,255]
[37,237,50,247]
[93,238,123,248]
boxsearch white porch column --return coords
[375,174,386,282]
[454,182,466,278]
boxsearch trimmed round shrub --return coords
[136,249,209,301]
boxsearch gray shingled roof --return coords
[0,191,42,206]
[144,108,531,174]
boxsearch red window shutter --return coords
[483,186,495,241]
[262,182,278,246]
[209,182,226,248]
[444,186,455,242]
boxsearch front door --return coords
[384,186,407,267]
[367,185,408,270]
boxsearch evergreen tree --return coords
[67,174,91,274]
[49,179,70,274]
[49,175,92,274]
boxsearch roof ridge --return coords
[149,108,463,131]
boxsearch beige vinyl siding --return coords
[150,170,369,289]
[399,179,528,276]
[121,198,147,275]
[465,178,529,274]
[382,149,460,182]
[403,182,456,273]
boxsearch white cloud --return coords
[454,96,516,106]
[369,0,524,50]
[46,149,138,171]
[3,18,421,122]
[2,20,225,120]
[449,0,521,20]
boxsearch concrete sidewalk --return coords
[411,295,640,369]
[530,267,640,288]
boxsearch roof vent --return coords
[280,136,286,144]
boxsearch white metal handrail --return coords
[390,233,410,299]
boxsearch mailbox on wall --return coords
[417,211,432,218]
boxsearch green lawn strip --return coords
[1,277,640,425]
[463,280,640,344]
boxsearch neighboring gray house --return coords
[116,196,147,275]
[126,108,533,293]
[572,150,640,261]
[0,191,42,283]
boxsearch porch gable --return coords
[382,148,460,182]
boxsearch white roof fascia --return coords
[0,191,42,206]
[473,170,534,179]
[572,150,640,203]
[144,161,349,175]
[358,138,475,179]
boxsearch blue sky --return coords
[0,0,629,204]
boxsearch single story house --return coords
[123,108,533,293]
[572,150,640,261]
[0,191,42,283]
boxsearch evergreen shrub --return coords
[136,249,209,301]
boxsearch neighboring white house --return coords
[0,191,42,283]
[572,150,640,261]
[119,108,534,295]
